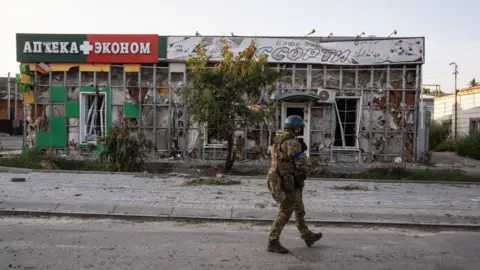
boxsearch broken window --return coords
[342,69,356,89]
[311,66,324,88]
[206,120,227,147]
[80,93,106,143]
[294,64,307,89]
[334,98,358,147]
[326,67,340,89]
[279,64,293,90]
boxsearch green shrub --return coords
[434,139,457,152]
[456,132,480,160]
[429,121,450,151]
[97,121,156,172]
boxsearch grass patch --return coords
[324,167,477,182]
[429,120,451,151]
[434,139,457,152]
[330,184,370,191]
[456,132,480,160]
[0,151,107,171]
[183,177,242,186]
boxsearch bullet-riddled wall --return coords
[16,33,425,163]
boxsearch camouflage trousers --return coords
[269,188,312,242]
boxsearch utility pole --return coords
[7,72,11,120]
[450,62,458,140]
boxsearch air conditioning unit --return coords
[316,88,336,103]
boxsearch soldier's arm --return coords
[285,140,312,173]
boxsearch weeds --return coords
[429,121,451,151]
[0,150,107,171]
[183,177,242,186]
[434,139,457,152]
[330,184,370,191]
[327,167,477,182]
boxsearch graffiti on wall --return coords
[167,36,424,65]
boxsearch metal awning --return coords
[276,91,318,102]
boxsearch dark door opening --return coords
[286,107,304,119]
[285,107,305,144]
[334,99,357,147]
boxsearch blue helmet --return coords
[284,115,305,131]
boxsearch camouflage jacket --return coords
[270,131,312,175]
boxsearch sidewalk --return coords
[1,172,479,228]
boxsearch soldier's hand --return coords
[301,141,308,152]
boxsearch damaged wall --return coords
[277,64,420,163]
[23,63,421,163]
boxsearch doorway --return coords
[79,92,107,144]
[281,102,310,157]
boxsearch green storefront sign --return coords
[16,33,167,63]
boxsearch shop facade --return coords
[16,33,425,163]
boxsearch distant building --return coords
[421,93,435,119]
[0,77,24,134]
[434,85,480,137]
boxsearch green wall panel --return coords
[50,117,67,148]
[35,132,51,148]
[65,101,80,118]
[50,86,66,102]
[34,117,67,148]
[158,36,167,60]
[123,102,139,118]
[93,144,104,158]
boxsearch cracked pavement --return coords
[1,172,479,225]
[1,217,480,269]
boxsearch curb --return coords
[1,167,479,185]
[0,166,33,174]
[226,175,480,185]
[1,209,480,231]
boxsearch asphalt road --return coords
[1,217,479,270]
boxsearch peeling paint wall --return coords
[24,63,421,163]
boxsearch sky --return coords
[1,0,478,93]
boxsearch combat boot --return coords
[267,239,289,253]
[303,232,323,248]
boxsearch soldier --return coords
[266,115,322,253]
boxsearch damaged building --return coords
[15,33,425,163]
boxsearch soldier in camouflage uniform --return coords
[266,115,323,254]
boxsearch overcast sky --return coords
[1,0,477,93]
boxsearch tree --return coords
[421,87,431,94]
[422,87,445,96]
[184,40,280,170]
[469,78,479,87]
